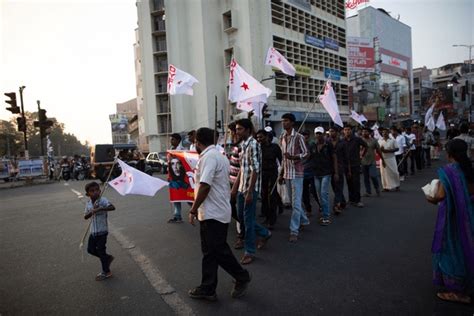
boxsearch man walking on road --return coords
[329,127,347,214]
[342,126,367,207]
[279,113,310,242]
[188,128,251,301]
[361,128,383,197]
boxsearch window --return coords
[224,47,234,68]
[414,89,420,95]
[413,77,419,84]
[155,36,167,52]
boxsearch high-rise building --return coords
[110,99,137,144]
[347,6,413,123]
[137,0,349,151]
[412,66,432,119]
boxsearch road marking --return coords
[70,189,84,199]
[110,224,195,316]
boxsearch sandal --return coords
[95,272,113,281]
[436,292,471,304]
[240,254,254,265]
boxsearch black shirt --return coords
[309,141,334,177]
[260,142,282,175]
[342,135,367,167]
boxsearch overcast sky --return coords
[1,0,473,145]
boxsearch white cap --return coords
[314,126,325,134]
[264,126,273,133]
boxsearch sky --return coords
[1,0,473,145]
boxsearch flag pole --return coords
[79,156,119,249]
[214,95,218,143]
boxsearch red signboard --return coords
[347,37,375,72]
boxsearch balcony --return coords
[152,0,165,13]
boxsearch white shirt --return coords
[407,133,416,150]
[378,138,397,159]
[194,145,231,223]
[189,143,196,151]
[394,135,406,156]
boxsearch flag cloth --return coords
[109,159,168,196]
[436,112,446,130]
[424,104,435,125]
[167,64,199,96]
[350,110,365,126]
[265,47,296,76]
[319,81,343,127]
[426,116,436,132]
[168,150,199,202]
[371,123,379,131]
[236,98,265,118]
[359,114,368,122]
[228,58,272,103]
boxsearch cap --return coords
[264,126,273,133]
[314,126,325,134]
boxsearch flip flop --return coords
[436,292,471,304]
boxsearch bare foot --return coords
[436,292,471,304]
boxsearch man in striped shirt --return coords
[231,119,272,265]
[279,113,310,243]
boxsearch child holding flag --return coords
[84,181,116,281]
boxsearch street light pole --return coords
[453,44,473,122]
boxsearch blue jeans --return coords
[314,175,332,219]
[362,164,380,195]
[237,191,270,255]
[286,177,310,235]
[173,202,182,220]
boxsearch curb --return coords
[0,178,56,190]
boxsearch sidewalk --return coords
[0,177,55,190]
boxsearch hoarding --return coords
[347,37,375,72]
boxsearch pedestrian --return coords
[422,126,435,168]
[301,130,321,218]
[413,123,423,170]
[188,128,251,301]
[328,127,346,214]
[425,139,474,304]
[84,181,116,281]
[446,123,460,140]
[309,126,338,225]
[226,122,245,250]
[187,130,197,151]
[454,122,474,159]
[405,127,417,176]
[391,127,407,181]
[361,127,383,197]
[168,133,185,223]
[342,125,367,207]
[378,128,400,191]
[231,119,272,264]
[256,129,282,230]
[279,113,310,242]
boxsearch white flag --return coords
[426,116,436,132]
[360,114,368,122]
[436,112,446,131]
[350,110,365,126]
[424,104,435,125]
[265,47,296,76]
[318,81,343,127]
[373,128,382,140]
[109,159,168,196]
[167,64,199,96]
[371,123,379,131]
[236,94,266,118]
[229,58,272,103]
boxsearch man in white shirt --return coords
[188,128,251,301]
[391,127,407,181]
[454,123,474,159]
[405,127,417,176]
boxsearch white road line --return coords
[70,189,84,199]
[110,224,195,316]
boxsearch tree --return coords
[0,120,23,157]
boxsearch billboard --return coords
[347,37,375,72]
[345,0,370,17]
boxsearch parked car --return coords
[146,152,168,174]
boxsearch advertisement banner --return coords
[304,34,325,49]
[324,37,339,51]
[324,68,341,81]
[345,0,370,17]
[381,54,408,70]
[347,37,375,72]
[167,150,199,202]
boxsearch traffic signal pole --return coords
[37,100,45,156]
[19,86,28,158]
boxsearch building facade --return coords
[347,6,413,123]
[412,66,432,119]
[110,99,137,145]
[137,0,349,151]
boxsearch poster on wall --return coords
[347,37,375,72]
[167,150,199,202]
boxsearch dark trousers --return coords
[331,170,346,207]
[422,147,431,167]
[415,146,423,170]
[302,176,320,213]
[261,172,278,225]
[87,233,111,273]
[199,219,250,293]
[409,150,416,174]
[395,154,407,176]
[345,165,361,203]
[362,164,380,195]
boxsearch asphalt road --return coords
[1,159,473,315]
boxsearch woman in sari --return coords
[426,139,474,304]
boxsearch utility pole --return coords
[19,86,28,159]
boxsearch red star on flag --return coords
[241,82,249,91]
[113,182,119,185]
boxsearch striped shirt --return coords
[280,129,308,179]
[84,197,111,236]
[238,136,261,193]
[227,143,241,185]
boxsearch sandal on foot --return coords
[436,292,471,304]
[240,254,254,265]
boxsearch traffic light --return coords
[216,120,222,129]
[262,104,271,119]
[38,109,47,122]
[16,117,26,132]
[4,92,20,114]
[40,120,54,137]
